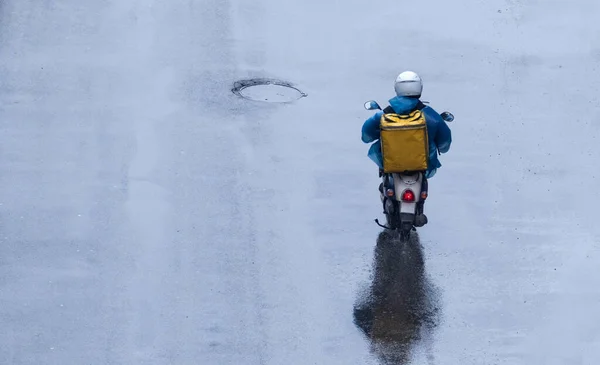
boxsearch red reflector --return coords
[401,190,415,202]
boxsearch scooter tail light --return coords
[401,189,415,202]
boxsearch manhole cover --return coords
[232,78,307,103]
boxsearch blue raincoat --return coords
[361,96,452,178]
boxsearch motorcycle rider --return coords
[361,71,452,226]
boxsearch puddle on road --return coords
[232,78,307,103]
[353,230,442,364]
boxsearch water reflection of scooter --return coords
[353,230,440,364]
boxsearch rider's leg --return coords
[414,173,429,227]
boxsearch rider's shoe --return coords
[414,213,428,227]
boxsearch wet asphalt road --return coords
[2,0,600,364]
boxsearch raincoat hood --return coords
[388,96,420,114]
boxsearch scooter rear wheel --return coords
[400,229,411,242]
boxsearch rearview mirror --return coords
[441,111,454,122]
[364,100,382,110]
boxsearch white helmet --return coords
[394,71,423,97]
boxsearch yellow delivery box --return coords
[380,110,429,173]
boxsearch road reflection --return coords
[353,230,441,364]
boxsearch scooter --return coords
[363,100,454,241]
